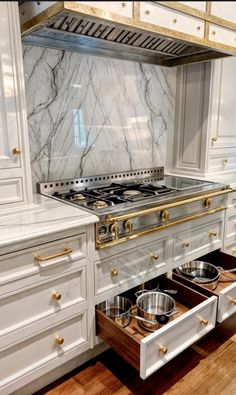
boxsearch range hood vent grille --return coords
[20,2,230,67]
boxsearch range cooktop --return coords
[37,168,227,218]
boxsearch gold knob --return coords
[196,26,201,30]
[111,269,119,277]
[200,318,208,326]
[150,254,159,260]
[173,18,177,23]
[204,198,211,209]
[209,231,217,237]
[12,147,22,155]
[110,223,119,240]
[230,298,236,306]
[223,159,228,165]
[212,30,216,35]
[124,220,133,235]
[182,242,190,248]
[52,291,62,300]
[55,336,64,345]
[121,2,126,7]
[212,137,217,143]
[145,9,150,15]
[161,210,170,222]
[159,345,168,354]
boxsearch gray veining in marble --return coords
[23,45,176,191]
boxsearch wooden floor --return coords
[35,315,236,395]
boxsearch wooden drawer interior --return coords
[96,276,209,373]
[173,249,236,297]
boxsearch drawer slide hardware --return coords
[34,247,73,262]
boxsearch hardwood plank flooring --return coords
[35,315,236,395]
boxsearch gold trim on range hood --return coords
[19,1,231,67]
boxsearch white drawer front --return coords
[224,210,236,246]
[217,282,236,322]
[140,296,217,379]
[0,268,86,337]
[173,220,222,267]
[95,238,168,296]
[209,24,236,49]
[0,232,86,297]
[178,1,206,11]
[208,153,236,173]
[140,2,204,38]
[0,312,88,388]
[78,1,133,18]
[227,191,236,208]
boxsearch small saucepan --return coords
[175,260,236,291]
[136,291,177,332]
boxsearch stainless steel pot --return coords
[136,291,177,332]
[97,296,132,327]
[175,260,236,291]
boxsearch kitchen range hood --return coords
[19,1,232,67]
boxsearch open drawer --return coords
[96,277,217,379]
[173,250,236,323]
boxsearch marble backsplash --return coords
[23,45,176,191]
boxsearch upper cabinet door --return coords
[211,2,236,24]
[0,2,21,170]
[210,58,236,149]
[77,2,133,18]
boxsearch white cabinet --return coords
[211,1,236,24]
[0,228,92,395]
[0,2,32,211]
[178,2,206,12]
[172,57,236,178]
[77,1,133,18]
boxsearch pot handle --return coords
[165,309,178,317]
[134,289,149,298]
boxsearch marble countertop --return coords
[0,194,98,252]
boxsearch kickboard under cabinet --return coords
[173,250,236,323]
[96,277,217,379]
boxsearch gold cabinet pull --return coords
[223,159,228,165]
[52,291,62,301]
[204,198,211,209]
[121,2,126,7]
[212,30,216,35]
[159,345,168,354]
[150,254,159,260]
[34,247,73,262]
[145,9,150,15]
[111,269,119,277]
[212,137,217,143]
[182,242,190,248]
[196,26,201,30]
[199,318,208,326]
[173,18,177,23]
[161,210,170,222]
[12,147,22,155]
[110,223,119,240]
[55,336,64,345]
[228,297,236,306]
[209,231,217,237]
[124,219,133,235]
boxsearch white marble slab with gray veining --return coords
[23,46,176,191]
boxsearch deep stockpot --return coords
[136,291,176,332]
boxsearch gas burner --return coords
[123,190,142,197]
[91,200,108,209]
[72,193,86,201]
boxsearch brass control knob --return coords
[55,336,64,345]
[160,210,170,222]
[204,198,211,209]
[12,147,22,155]
[109,223,119,240]
[111,269,119,277]
[52,291,62,301]
[159,345,168,354]
[124,219,133,235]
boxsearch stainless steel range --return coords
[38,168,231,249]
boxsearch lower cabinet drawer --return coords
[173,250,236,323]
[0,312,88,389]
[0,267,86,337]
[96,277,217,379]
